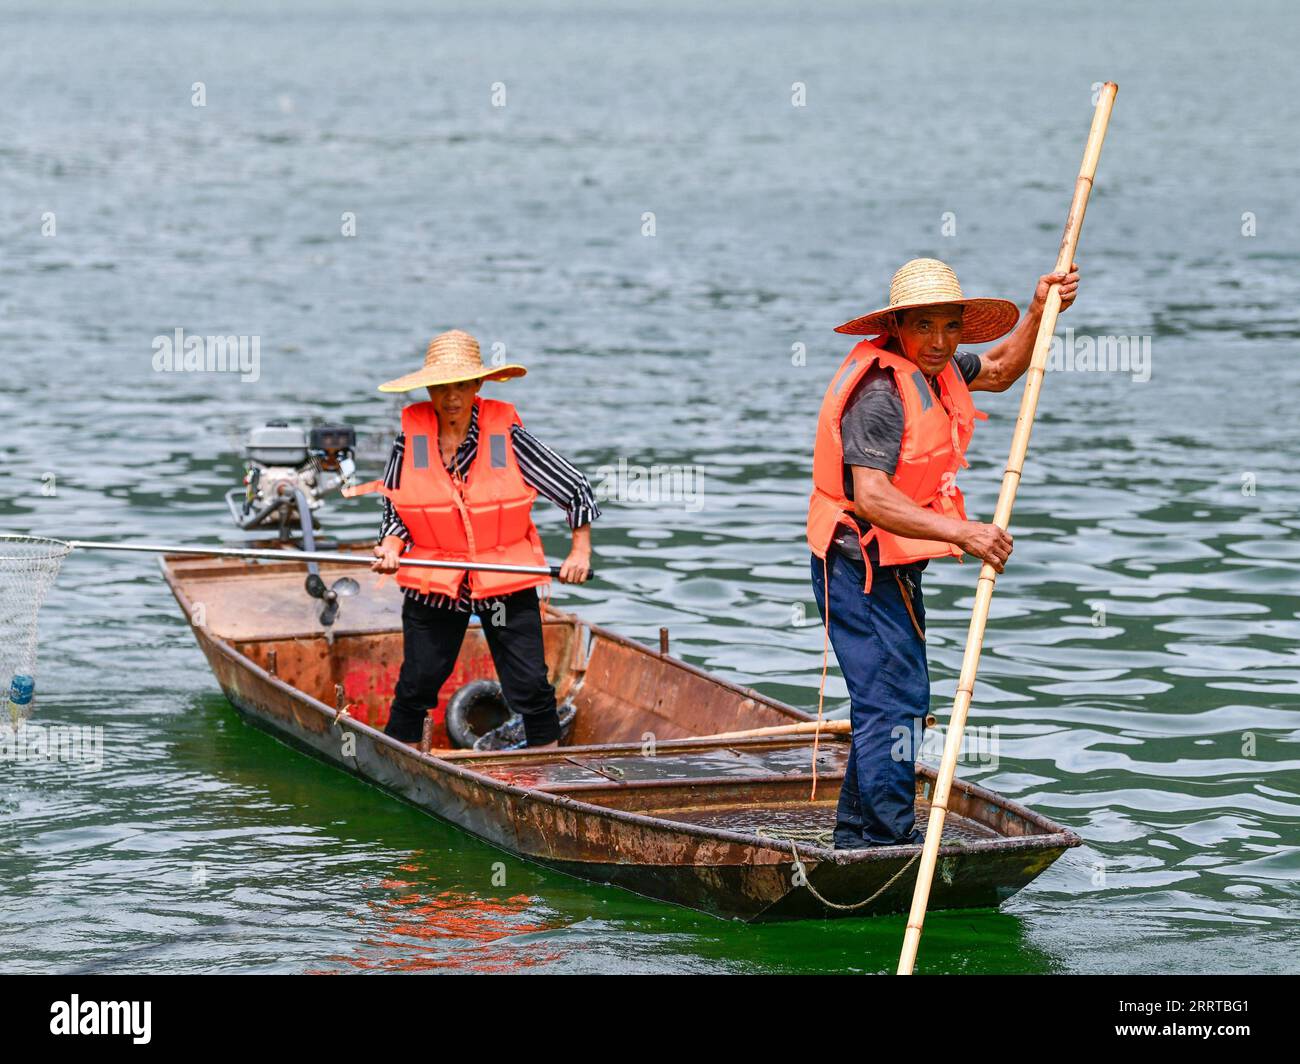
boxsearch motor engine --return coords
[226,421,361,627]
[228,422,357,535]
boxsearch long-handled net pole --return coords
[897,83,1118,975]
[0,533,575,724]
[62,539,564,577]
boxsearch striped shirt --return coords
[378,404,601,611]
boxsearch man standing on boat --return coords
[808,257,1079,848]
[355,329,600,750]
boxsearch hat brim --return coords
[834,297,1020,344]
[377,364,528,393]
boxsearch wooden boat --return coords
[160,545,1080,921]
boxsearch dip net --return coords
[0,535,72,726]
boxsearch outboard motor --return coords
[229,422,357,534]
[227,422,361,627]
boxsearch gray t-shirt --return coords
[833,350,982,563]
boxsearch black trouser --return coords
[384,588,560,746]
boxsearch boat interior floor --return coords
[664,802,999,849]
[468,737,838,789]
[451,738,1003,850]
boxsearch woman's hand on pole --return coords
[371,536,406,574]
[558,548,592,583]
[559,524,593,583]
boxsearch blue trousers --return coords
[811,551,930,847]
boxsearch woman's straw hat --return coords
[378,329,527,393]
[834,258,1019,344]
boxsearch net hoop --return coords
[0,535,74,563]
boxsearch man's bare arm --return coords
[851,467,1013,572]
[970,264,1080,393]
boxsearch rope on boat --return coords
[810,553,832,801]
[780,836,922,913]
[757,825,835,847]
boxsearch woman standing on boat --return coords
[354,329,599,750]
[808,258,1079,849]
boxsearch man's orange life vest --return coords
[350,398,549,599]
[807,337,988,592]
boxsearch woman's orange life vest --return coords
[807,337,988,592]
[348,397,550,599]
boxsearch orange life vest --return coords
[807,337,988,592]
[349,398,550,599]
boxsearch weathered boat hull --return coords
[163,549,1080,922]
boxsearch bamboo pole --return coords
[426,719,853,759]
[897,83,1118,976]
[688,720,851,742]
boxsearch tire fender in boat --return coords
[445,679,513,749]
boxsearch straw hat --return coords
[834,258,1019,343]
[378,330,527,393]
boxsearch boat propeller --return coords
[306,573,360,627]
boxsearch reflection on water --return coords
[2,1,1298,973]
[319,877,566,974]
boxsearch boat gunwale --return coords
[161,554,1083,870]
